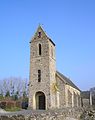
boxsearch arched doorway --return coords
[35,91,46,110]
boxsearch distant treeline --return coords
[0,77,28,100]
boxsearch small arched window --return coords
[38,70,41,82]
[38,32,41,38]
[39,44,41,55]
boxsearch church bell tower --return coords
[29,26,56,110]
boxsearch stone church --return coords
[29,26,81,110]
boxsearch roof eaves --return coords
[56,71,81,91]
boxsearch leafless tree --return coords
[0,77,29,100]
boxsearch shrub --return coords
[0,102,6,109]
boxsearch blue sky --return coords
[0,0,95,90]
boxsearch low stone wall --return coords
[0,107,83,120]
[80,107,95,120]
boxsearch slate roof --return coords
[48,38,55,46]
[56,71,81,91]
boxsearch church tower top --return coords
[30,25,55,46]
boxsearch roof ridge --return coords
[56,71,81,91]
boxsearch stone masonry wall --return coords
[56,76,66,108]
[29,26,57,110]
[0,108,83,120]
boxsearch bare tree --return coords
[0,77,29,100]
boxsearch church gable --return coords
[30,25,55,46]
